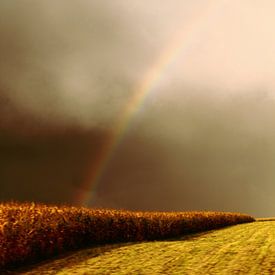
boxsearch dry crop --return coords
[0,201,254,270]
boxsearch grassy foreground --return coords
[0,201,254,270]
[12,220,275,274]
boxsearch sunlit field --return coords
[0,201,254,272]
[16,220,275,274]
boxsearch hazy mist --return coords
[1,1,275,217]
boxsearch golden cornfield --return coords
[0,201,254,270]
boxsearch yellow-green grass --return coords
[0,201,254,271]
[12,220,275,275]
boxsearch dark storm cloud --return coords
[1,1,275,218]
[0,1,139,204]
[0,0,147,132]
[0,128,111,204]
[92,89,275,217]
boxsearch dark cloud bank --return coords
[1,1,275,217]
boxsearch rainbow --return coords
[74,1,226,206]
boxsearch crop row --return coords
[0,201,255,270]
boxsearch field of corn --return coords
[0,201,255,271]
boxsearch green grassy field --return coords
[11,219,275,275]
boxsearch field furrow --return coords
[11,221,275,274]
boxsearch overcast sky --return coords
[1,1,275,217]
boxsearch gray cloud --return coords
[0,0,149,131]
[1,1,275,217]
[92,89,275,217]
